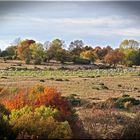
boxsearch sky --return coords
[0,1,140,50]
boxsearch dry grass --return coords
[0,61,140,139]
[1,76,140,102]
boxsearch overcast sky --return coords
[0,1,140,50]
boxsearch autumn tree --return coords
[93,46,103,60]
[120,39,139,49]
[45,39,67,63]
[30,43,45,64]
[120,39,140,66]
[17,39,35,64]
[104,49,124,66]
[135,49,140,65]
[102,46,113,59]
[55,48,71,64]
[5,46,17,59]
[121,48,139,66]
[83,45,93,51]
[80,50,97,63]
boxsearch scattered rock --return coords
[55,78,63,81]
[40,79,45,82]
[1,76,7,79]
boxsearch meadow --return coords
[0,61,140,139]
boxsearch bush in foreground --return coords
[10,106,73,139]
[2,85,73,120]
[0,104,14,139]
[121,112,140,139]
[1,85,86,139]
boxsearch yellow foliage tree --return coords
[80,50,97,63]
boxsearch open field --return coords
[1,61,140,139]
[1,74,140,102]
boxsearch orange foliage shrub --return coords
[2,85,72,119]
[2,91,27,111]
[35,87,60,106]
[35,87,72,119]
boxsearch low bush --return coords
[55,78,63,81]
[73,57,91,65]
[118,84,122,87]
[94,97,117,109]
[1,85,86,139]
[65,94,81,106]
[0,104,10,116]
[0,104,14,139]
[96,96,140,110]
[101,85,109,90]
[2,85,74,120]
[80,108,128,139]
[34,87,73,120]
[116,96,140,109]
[33,58,42,65]
[10,106,72,139]
[121,112,140,139]
[2,91,27,111]
[25,58,30,64]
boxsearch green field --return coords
[0,68,140,77]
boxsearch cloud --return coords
[1,14,140,36]
[0,14,140,49]
[65,27,140,37]
[0,14,137,27]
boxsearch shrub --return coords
[116,97,140,108]
[65,94,81,106]
[121,112,140,139]
[101,85,109,90]
[118,84,122,87]
[73,57,91,65]
[29,84,45,103]
[35,87,73,120]
[124,101,132,110]
[122,94,130,98]
[33,58,42,65]
[2,85,74,120]
[96,96,140,110]
[55,78,63,81]
[79,108,129,139]
[34,105,60,119]
[10,106,73,139]
[48,121,73,139]
[0,113,14,139]
[9,106,32,124]
[25,57,30,64]
[0,104,14,139]
[1,85,81,138]
[94,98,117,109]
[99,82,104,86]
[0,104,10,115]
[2,91,28,111]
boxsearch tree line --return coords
[0,38,139,67]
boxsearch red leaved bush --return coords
[35,87,60,106]
[34,87,72,119]
[2,85,72,119]
[2,91,27,111]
